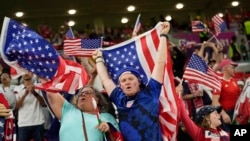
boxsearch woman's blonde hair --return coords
[198,114,211,129]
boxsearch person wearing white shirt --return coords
[14,72,46,141]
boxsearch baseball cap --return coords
[195,105,222,124]
[219,59,238,70]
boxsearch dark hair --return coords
[208,59,216,65]
[74,85,109,113]
[101,90,118,119]
[0,69,11,83]
[2,68,10,75]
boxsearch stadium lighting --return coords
[68,9,77,15]
[121,17,128,24]
[176,3,184,9]
[231,1,239,7]
[15,12,24,17]
[127,5,136,12]
[68,20,75,26]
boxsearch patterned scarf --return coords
[0,93,15,141]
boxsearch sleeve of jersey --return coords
[179,97,202,139]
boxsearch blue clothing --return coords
[110,78,162,141]
[221,109,234,132]
[59,100,119,141]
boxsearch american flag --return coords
[0,89,14,141]
[132,14,141,36]
[65,27,74,39]
[0,17,89,94]
[102,22,179,141]
[183,54,221,93]
[191,20,206,32]
[212,14,227,36]
[63,38,102,57]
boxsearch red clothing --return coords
[179,98,230,141]
[0,93,15,141]
[215,78,241,110]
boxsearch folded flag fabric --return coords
[0,17,89,94]
[106,123,124,141]
[233,78,250,125]
[0,89,14,141]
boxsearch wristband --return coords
[218,51,222,53]
[95,56,103,61]
[160,34,168,39]
[96,60,104,64]
[95,57,104,63]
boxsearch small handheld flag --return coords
[63,38,102,57]
[212,14,227,36]
[132,14,141,36]
[65,27,75,39]
[191,20,206,32]
[92,97,107,141]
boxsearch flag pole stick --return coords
[132,14,141,37]
[69,26,75,38]
[67,26,77,62]
[100,36,104,48]
[207,35,215,42]
[92,98,107,141]
[206,27,220,43]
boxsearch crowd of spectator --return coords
[0,10,250,141]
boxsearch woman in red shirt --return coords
[179,99,230,141]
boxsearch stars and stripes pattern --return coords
[212,14,227,36]
[63,38,102,57]
[191,20,206,32]
[183,53,221,93]
[102,22,179,141]
[0,17,89,94]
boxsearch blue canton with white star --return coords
[4,19,60,79]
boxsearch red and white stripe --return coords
[135,23,179,141]
[35,56,89,94]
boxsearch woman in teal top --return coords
[43,85,121,141]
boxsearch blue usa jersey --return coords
[110,78,162,141]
